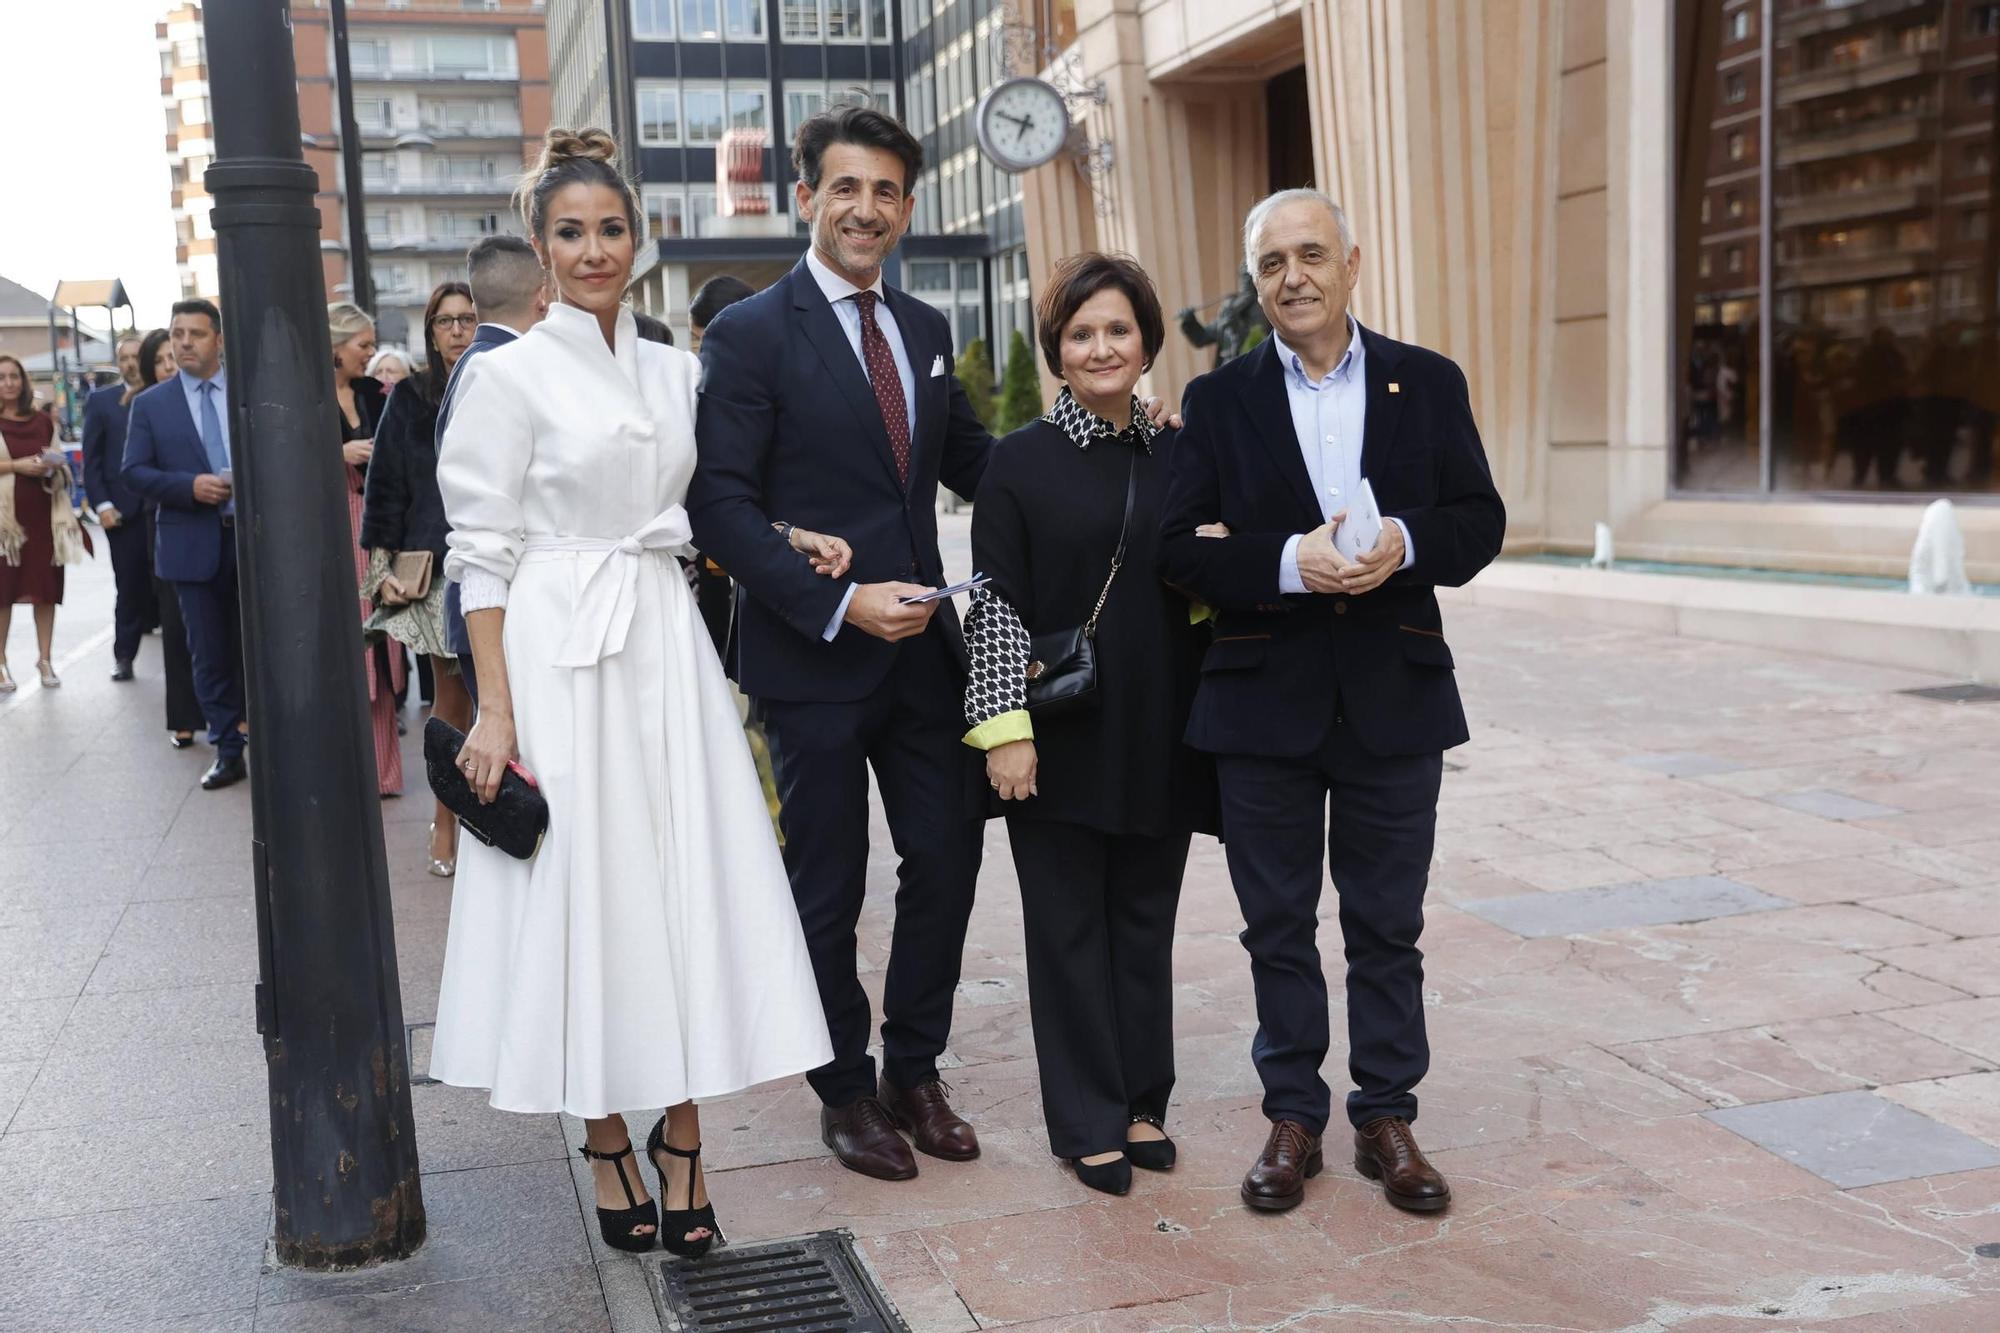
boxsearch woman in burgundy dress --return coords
[1,354,76,692]
[328,302,406,796]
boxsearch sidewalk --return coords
[3,517,1999,1331]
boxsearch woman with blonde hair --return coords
[432,128,837,1256]
[328,300,405,795]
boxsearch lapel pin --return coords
[1388,382,1401,394]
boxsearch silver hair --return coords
[1242,188,1356,276]
[365,346,414,377]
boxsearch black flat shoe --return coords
[111,660,134,682]
[648,1117,719,1259]
[201,755,246,790]
[169,733,195,750]
[1068,1154,1132,1196]
[1126,1115,1177,1172]
[578,1140,659,1253]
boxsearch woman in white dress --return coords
[432,128,837,1256]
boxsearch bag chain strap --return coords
[1083,448,1142,640]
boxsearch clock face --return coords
[975,78,1071,173]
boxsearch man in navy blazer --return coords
[1160,191,1505,1218]
[81,337,158,678]
[122,299,248,790]
[689,106,994,1182]
[437,235,550,703]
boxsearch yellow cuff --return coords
[962,710,1034,750]
[1189,601,1215,625]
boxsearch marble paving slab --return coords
[1706,1089,2000,1188]
[1463,874,1792,938]
[1766,788,1906,821]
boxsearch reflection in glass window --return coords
[683,88,725,143]
[725,0,763,38]
[638,85,680,144]
[908,260,952,292]
[681,0,721,39]
[782,0,821,41]
[728,89,767,132]
[633,0,673,39]
[1679,0,2000,496]
[827,0,865,40]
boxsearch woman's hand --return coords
[1196,522,1231,538]
[458,710,518,804]
[377,574,411,607]
[788,527,854,578]
[342,437,375,467]
[987,739,1038,801]
[12,454,53,478]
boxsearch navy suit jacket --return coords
[687,259,990,703]
[437,323,519,656]
[1158,329,1505,760]
[81,385,145,518]
[122,377,229,584]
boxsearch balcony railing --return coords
[358,121,524,143]
[1774,180,1933,228]
[1776,49,1941,106]
[349,67,518,83]
[1776,0,1941,41]
[1774,113,1937,166]
[1778,249,1923,286]
[361,178,513,196]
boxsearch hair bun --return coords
[540,127,619,169]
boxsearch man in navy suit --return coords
[1160,191,1505,1217]
[123,298,248,791]
[81,336,158,679]
[689,106,995,1182]
[437,234,549,704]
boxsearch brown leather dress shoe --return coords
[1241,1119,1323,1212]
[880,1076,981,1161]
[821,1097,918,1181]
[1354,1117,1451,1213]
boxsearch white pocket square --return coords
[930,354,947,378]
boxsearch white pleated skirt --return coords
[428,546,832,1116]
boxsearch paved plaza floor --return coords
[3,517,1999,1331]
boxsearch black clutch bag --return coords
[1023,450,1138,719]
[424,716,549,860]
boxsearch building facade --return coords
[158,2,219,305]
[1016,0,2000,580]
[555,0,1029,350]
[292,1,551,345]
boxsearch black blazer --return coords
[1158,329,1505,760]
[360,380,449,560]
[81,385,144,517]
[688,258,991,703]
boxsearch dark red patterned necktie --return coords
[853,290,910,486]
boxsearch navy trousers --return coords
[1216,718,1442,1135]
[754,625,985,1107]
[105,519,159,665]
[171,536,246,759]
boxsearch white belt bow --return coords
[527,507,692,667]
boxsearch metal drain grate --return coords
[1900,683,2000,703]
[654,1229,910,1332]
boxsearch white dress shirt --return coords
[1273,320,1415,595]
[803,248,920,640]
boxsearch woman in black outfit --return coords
[135,329,209,747]
[361,281,478,875]
[963,252,1216,1196]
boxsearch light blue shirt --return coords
[1273,321,1415,595]
[177,366,230,465]
[804,248,922,640]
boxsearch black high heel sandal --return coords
[648,1116,720,1259]
[1125,1114,1177,1172]
[578,1140,659,1253]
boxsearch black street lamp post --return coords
[201,0,426,1268]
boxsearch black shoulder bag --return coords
[1023,448,1139,718]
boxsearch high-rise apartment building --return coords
[294,1,551,344]
[158,2,220,305]
[551,0,1025,349]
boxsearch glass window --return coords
[349,39,389,72]
[728,88,767,132]
[787,86,826,131]
[638,85,680,144]
[181,96,208,125]
[908,260,952,292]
[644,187,685,240]
[781,0,821,41]
[1678,0,2000,497]
[683,87,725,143]
[688,188,718,237]
[725,0,764,38]
[827,0,864,40]
[431,35,491,72]
[680,0,720,39]
[175,37,203,66]
[868,0,889,41]
[956,304,982,353]
[958,260,980,290]
[633,0,674,39]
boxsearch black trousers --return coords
[1007,816,1189,1158]
[105,519,158,664]
[171,538,246,759]
[755,626,985,1106]
[153,569,205,735]
[1216,718,1442,1136]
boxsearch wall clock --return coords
[974,77,1071,173]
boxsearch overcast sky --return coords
[1,1,184,328]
